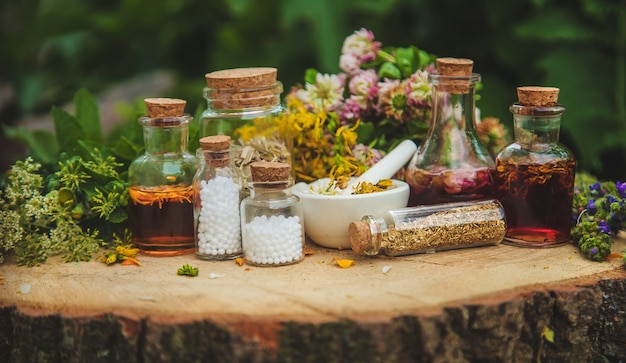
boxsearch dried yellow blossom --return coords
[333,257,355,268]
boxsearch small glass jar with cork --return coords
[494,86,576,247]
[405,58,496,207]
[128,98,197,256]
[193,135,243,260]
[349,199,506,256]
[201,67,292,182]
[240,161,305,266]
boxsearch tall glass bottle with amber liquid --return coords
[494,87,576,247]
[128,98,198,256]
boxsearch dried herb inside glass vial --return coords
[350,199,506,256]
[494,86,576,247]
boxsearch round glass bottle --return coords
[193,135,243,260]
[128,98,197,256]
[202,67,292,182]
[240,162,305,266]
[350,199,506,256]
[405,58,496,206]
[494,86,576,247]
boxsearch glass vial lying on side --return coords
[349,199,506,256]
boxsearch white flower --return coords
[340,53,361,77]
[297,73,346,113]
[341,28,380,63]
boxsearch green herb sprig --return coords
[177,264,199,277]
[0,89,144,266]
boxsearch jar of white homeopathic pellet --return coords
[240,161,305,266]
[193,135,243,260]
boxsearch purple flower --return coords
[589,183,602,194]
[608,195,619,204]
[598,220,612,234]
[616,181,626,198]
[587,199,597,215]
[590,247,598,256]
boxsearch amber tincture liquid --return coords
[495,158,575,245]
[129,185,195,255]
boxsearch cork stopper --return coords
[204,67,280,110]
[199,135,231,151]
[436,58,474,77]
[199,135,231,167]
[205,67,277,89]
[144,98,186,117]
[250,161,291,183]
[349,221,374,254]
[435,58,475,94]
[517,86,560,107]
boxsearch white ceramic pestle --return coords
[343,139,417,193]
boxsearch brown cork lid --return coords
[250,161,290,183]
[436,58,474,77]
[144,98,186,117]
[435,58,474,94]
[349,221,373,254]
[199,135,231,151]
[205,67,277,89]
[517,86,560,107]
[204,67,280,110]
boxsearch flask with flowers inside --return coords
[283,28,508,186]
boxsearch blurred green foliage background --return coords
[1,0,624,180]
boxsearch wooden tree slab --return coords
[1,238,625,362]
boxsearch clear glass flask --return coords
[494,86,576,247]
[406,58,496,206]
[128,98,197,256]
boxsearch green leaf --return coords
[378,62,401,80]
[304,68,319,85]
[73,89,103,144]
[394,47,418,78]
[111,136,143,162]
[2,126,59,165]
[52,106,84,154]
[107,207,128,224]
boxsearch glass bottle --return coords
[193,135,243,260]
[128,98,197,256]
[240,162,305,266]
[350,199,506,256]
[405,58,496,206]
[201,67,292,182]
[494,86,576,247]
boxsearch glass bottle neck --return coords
[510,104,565,146]
[249,184,292,199]
[139,115,192,155]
